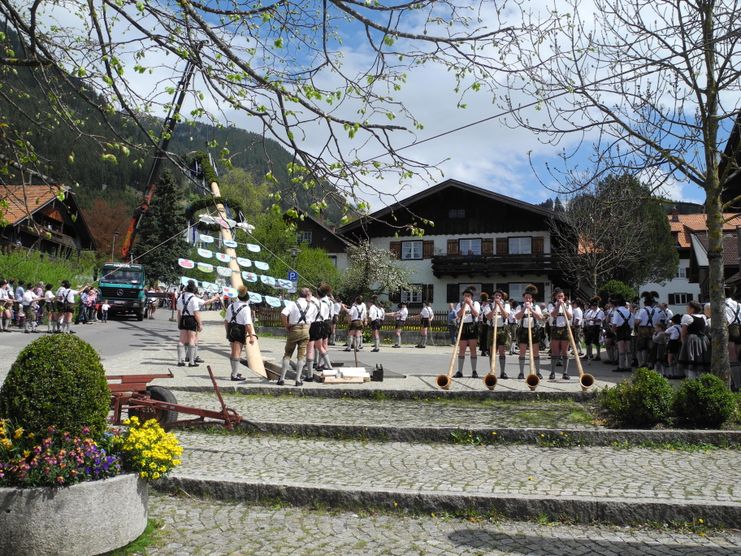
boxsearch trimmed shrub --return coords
[0,335,110,438]
[598,367,674,428]
[673,374,735,429]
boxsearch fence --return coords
[253,308,452,332]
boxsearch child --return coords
[666,313,682,378]
[652,322,667,376]
[101,300,110,323]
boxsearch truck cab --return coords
[98,263,146,320]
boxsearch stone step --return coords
[169,391,741,447]
[157,432,741,527]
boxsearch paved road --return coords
[0,311,632,393]
[148,492,741,555]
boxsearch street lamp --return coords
[289,246,300,270]
[111,232,119,261]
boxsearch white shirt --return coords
[635,306,663,327]
[283,298,317,325]
[0,287,9,301]
[22,290,36,307]
[572,306,583,326]
[667,324,681,341]
[350,303,367,321]
[44,290,55,304]
[318,296,333,321]
[395,307,408,321]
[547,302,571,327]
[177,293,200,316]
[224,300,253,326]
[419,306,434,320]
[584,308,605,325]
[455,301,480,323]
[517,302,543,326]
[486,302,508,328]
[611,307,634,328]
[332,301,341,318]
[369,304,385,321]
[102,303,111,311]
[725,298,741,325]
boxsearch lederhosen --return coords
[309,300,324,341]
[517,310,541,345]
[488,308,509,347]
[727,301,741,345]
[349,305,365,331]
[614,308,632,341]
[550,304,569,342]
[666,325,681,355]
[320,298,333,337]
[370,305,384,330]
[637,308,656,350]
[226,303,247,343]
[63,289,74,314]
[420,308,432,328]
[178,294,198,331]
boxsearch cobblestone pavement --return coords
[172,432,740,504]
[147,492,741,555]
[173,391,600,430]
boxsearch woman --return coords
[678,300,709,379]
[514,284,545,380]
[369,294,385,352]
[485,289,510,379]
[548,288,572,380]
[453,289,480,378]
[223,285,256,381]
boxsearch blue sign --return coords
[287,270,298,281]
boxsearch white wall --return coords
[640,257,699,316]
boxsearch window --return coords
[508,237,532,254]
[668,293,693,305]
[296,230,312,244]
[675,266,687,279]
[508,283,528,301]
[401,240,423,260]
[401,285,423,304]
[459,238,481,255]
[448,208,466,218]
[328,255,337,267]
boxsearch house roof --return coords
[286,207,351,246]
[669,212,741,249]
[690,231,740,268]
[337,178,554,235]
[1,185,68,225]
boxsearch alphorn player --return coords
[453,289,481,378]
[485,289,510,380]
[547,287,572,380]
[515,284,545,380]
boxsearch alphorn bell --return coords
[483,306,499,391]
[563,309,595,391]
[436,308,467,390]
[525,308,540,391]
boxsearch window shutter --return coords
[482,239,493,255]
[531,282,545,302]
[424,283,434,303]
[447,239,459,255]
[496,238,508,255]
[446,283,459,303]
[481,283,493,296]
[532,236,544,255]
[389,241,401,258]
[423,240,434,259]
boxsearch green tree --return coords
[217,167,270,223]
[130,171,188,284]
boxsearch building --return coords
[640,210,741,313]
[284,208,349,268]
[0,185,95,256]
[335,179,567,310]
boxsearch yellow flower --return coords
[1,438,12,449]
[13,427,24,439]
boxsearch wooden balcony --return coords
[431,253,554,277]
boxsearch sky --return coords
[31,0,724,211]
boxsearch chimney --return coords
[671,207,679,222]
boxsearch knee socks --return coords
[374,335,380,348]
[322,353,333,370]
[498,355,506,376]
[519,357,525,376]
[396,332,401,346]
[534,356,541,374]
[230,358,240,378]
[551,357,558,376]
[458,356,465,373]
[305,359,314,379]
[296,359,305,383]
[177,344,185,364]
[279,357,291,382]
[562,355,569,375]
[471,356,477,373]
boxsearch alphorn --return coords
[525,308,540,391]
[436,309,467,390]
[562,309,595,391]
[483,306,499,391]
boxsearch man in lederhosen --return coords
[223,285,256,381]
[279,287,317,386]
[514,284,545,380]
[176,281,202,367]
[485,289,510,379]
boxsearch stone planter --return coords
[0,473,148,556]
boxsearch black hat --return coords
[523,284,538,297]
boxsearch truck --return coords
[98,263,147,321]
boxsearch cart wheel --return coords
[129,385,178,427]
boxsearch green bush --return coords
[673,374,735,429]
[0,335,110,438]
[599,367,674,428]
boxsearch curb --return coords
[155,476,741,528]
[227,421,741,447]
[168,384,599,401]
